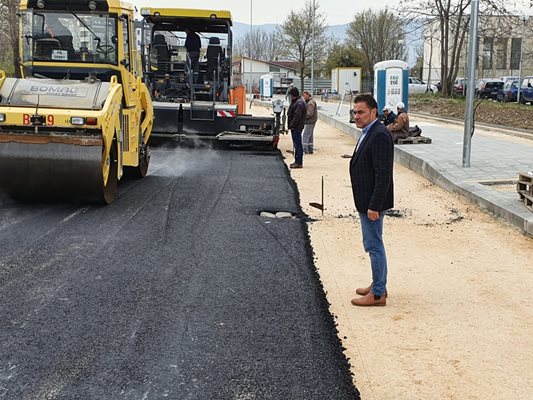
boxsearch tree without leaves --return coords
[311,35,340,79]
[400,0,520,96]
[233,28,280,61]
[0,0,20,76]
[346,9,405,73]
[277,0,328,91]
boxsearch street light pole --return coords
[462,0,479,168]
[310,0,315,96]
[249,0,253,96]
[517,16,527,104]
[397,39,404,60]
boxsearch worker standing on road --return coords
[349,94,394,307]
[302,90,318,154]
[185,28,201,83]
[287,87,307,169]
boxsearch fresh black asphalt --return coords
[0,147,360,399]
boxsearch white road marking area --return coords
[60,207,89,224]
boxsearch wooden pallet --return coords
[517,171,533,212]
[397,136,432,145]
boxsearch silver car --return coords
[408,77,438,93]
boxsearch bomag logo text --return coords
[29,86,80,97]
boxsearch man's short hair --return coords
[303,90,311,96]
[353,93,378,110]
[288,87,300,97]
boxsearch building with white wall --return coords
[422,15,533,86]
[232,57,298,93]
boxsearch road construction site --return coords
[2,98,533,399]
[3,0,532,398]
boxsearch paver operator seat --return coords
[153,34,171,74]
[206,36,223,81]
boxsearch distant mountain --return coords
[327,24,349,40]
[233,22,349,41]
[232,21,420,66]
[233,22,278,38]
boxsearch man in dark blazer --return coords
[349,94,394,307]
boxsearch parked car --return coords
[497,79,519,102]
[519,76,533,104]
[408,77,438,93]
[500,75,519,84]
[453,78,466,95]
[476,79,504,99]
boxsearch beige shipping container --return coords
[330,67,362,94]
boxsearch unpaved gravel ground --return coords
[252,103,533,400]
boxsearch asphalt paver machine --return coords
[140,8,280,146]
[0,0,153,203]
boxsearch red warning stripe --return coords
[217,110,236,117]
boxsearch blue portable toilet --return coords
[260,74,273,99]
[374,60,409,115]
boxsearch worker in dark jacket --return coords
[382,105,397,126]
[287,87,307,168]
[185,28,201,83]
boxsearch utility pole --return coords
[249,0,253,96]
[310,0,315,96]
[517,16,527,104]
[462,0,479,168]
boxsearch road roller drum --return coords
[0,0,153,203]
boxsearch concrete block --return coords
[276,212,294,219]
[525,217,533,236]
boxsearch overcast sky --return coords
[130,0,391,26]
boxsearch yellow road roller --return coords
[0,0,153,203]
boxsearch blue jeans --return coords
[359,212,387,296]
[291,128,303,165]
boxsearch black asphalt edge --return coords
[278,151,362,399]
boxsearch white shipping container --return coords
[330,67,362,94]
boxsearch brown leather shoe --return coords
[356,285,388,297]
[356,285,372,296]
[351,292,386,307]
[289,163,303,169]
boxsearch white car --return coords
[408,77,438,93]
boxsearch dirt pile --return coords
[409,94,532,130]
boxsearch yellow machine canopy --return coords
[141,8,233,33]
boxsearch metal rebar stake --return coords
[309,176,324,216]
